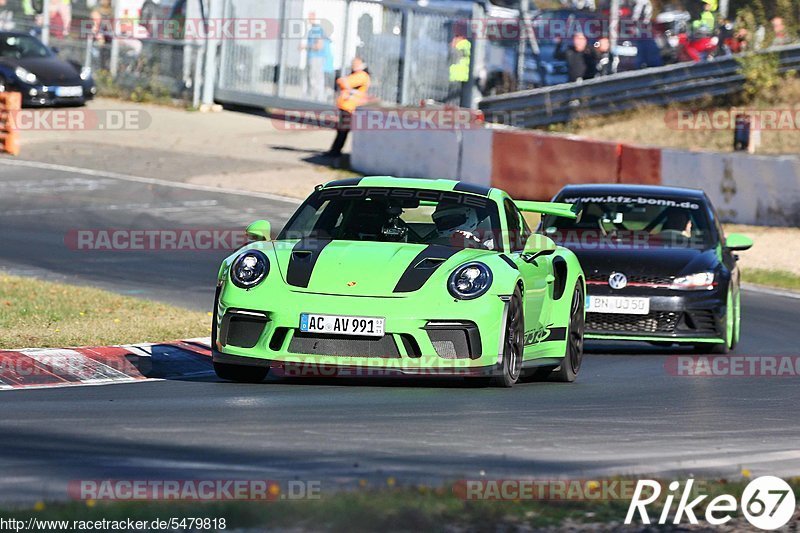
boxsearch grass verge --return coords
[743,268,800,292]
[0,274,210,350]
[550,79,800,154]
[1,478,797,532]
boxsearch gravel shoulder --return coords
[725,224,800,276]
[15,98,347,200]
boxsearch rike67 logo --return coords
[625,477,796,530]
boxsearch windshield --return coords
[0,34,52,59]
[541,194,714,249]
[278,188,503,251]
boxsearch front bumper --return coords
[213,284,508,374]
[12,80,96,107]
[584,285,726,343]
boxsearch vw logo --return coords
[608,272,627,290]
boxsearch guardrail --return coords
[479,44,800,128]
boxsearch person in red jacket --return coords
[326,57,370,157]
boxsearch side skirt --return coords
[521,357,563,369]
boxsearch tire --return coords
[492,287,524,387]
[213,361,268,383]
[552,282,584,383]
[732,285,741,349]
[709,286,735,354]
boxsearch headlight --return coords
[448,262,492,300]
[80,66,92,80]
[670,272,715,290]
[14,66,37,84]
[230,250,269,289]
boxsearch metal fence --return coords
[479,44,800,128]
[2,0,203,105]
[51,35,203,104]
[214,0,471,110]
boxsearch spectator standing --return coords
[326,57,370,158]
[0,0,14,31]
[593,37,618,76]
[302,13,330,102]
[555,33,596,82]
[50,0,72,38]
[692,0,717,32]
[449,28,471,102]
[771,17,793,45]
[631,0,653,22]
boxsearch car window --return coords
[542,194,713,249]
[0,35,52,59]
[278,188,503,252]
[504,199,531,252]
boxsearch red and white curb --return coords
[0,338,213,390]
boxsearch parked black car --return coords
[0,31,96,106]
[542,184,753,353]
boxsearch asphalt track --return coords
[1,160,799,503]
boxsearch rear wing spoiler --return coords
[514,201,580,220]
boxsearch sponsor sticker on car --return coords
[300,313,385,337]
[586,296,650,315]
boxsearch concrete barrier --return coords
[351,128,462,179]
[490,129,620,200]
[661,150,800,226]
[350,111,800,226]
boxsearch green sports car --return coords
[212,177,586,387]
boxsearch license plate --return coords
[586,296,650,315]
[55,86,83,97]
[299,313,385,337]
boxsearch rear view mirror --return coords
[246,220,271,241]
[523,234,557,254]
[725,233,753,251]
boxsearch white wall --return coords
[350,111,494,183]
[661,150,800,226]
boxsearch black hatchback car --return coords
[542,184,753,353]
[0,32,96,106]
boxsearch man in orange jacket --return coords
[326,57,370,157]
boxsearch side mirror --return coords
[725,233,753,251]
[522,234,557,262]
[246,220,271,242]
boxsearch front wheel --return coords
[552,282,584,383]
[214,361,269,383]
[492,287,524,388]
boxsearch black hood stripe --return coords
[453,182,491,196]
[286,238,333,288]
[393,245,458,293]
[325,177,363,188]
[499,254,518,270]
